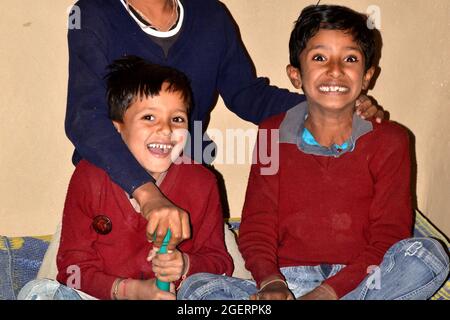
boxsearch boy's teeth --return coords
[319,86,349,92]
[148,143,173,150]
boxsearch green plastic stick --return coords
[155,229,171,291]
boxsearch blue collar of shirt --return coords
[302,127,349,150]
[279,101,373,158]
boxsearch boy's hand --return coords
[298,283,338,300]
[355,94,384,123]
[250,277,294,300]
[150,249,187,283]
[132,182,191,250]
[126,278,176,300]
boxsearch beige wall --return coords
[0,0,449,237]
[0,0,76,236]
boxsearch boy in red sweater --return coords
[177,5,449,300]
[19,56,233,300]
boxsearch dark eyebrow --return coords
[308,45,361,51]
[138,106,188,114]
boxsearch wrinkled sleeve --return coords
[238,121,283,286]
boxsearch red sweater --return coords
[56,160,233,299]
[239,111,413,298]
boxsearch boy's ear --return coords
[362,66,376,91]
[112,120,122,134]
[286,65,302,89]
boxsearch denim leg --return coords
[280,264,345,298]
[17,279,82,300]
[342,238,450,300]
[177,265,349,300]
[177,273,257,300]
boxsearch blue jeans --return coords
[177,238,449,300]
[18,279,82,300]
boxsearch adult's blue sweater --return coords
[66,0,305,194]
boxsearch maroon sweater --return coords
[57,160,233,299]
[239,106,413,298]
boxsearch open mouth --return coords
[147,143,174,157]
[318,85,350,93]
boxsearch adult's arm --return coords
[66,22,153,195]
[216,5,305,124]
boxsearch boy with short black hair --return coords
[177,5,449,300]
[19,56,233,300]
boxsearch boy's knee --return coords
[177,273,220,299]
[404,238,448,262]
[17,279,60,300]
[182,272,219,286]
[391,238,449,277]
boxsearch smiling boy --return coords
[19,56,233,300]
[177,5,449,300]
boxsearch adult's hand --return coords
[355,94,384,123]
[133,182,191,250]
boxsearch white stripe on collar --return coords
[120,0,184,38]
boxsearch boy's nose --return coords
[157,121,172,136]
[327,60,345,78]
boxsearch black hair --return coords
[289,5,376,71]
[105,55,192,122]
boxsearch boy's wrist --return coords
[181,252,190,278]
[111,278,124,300]
[112,278,133,300]
[259,274,286,290]
[175,253,190,291]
